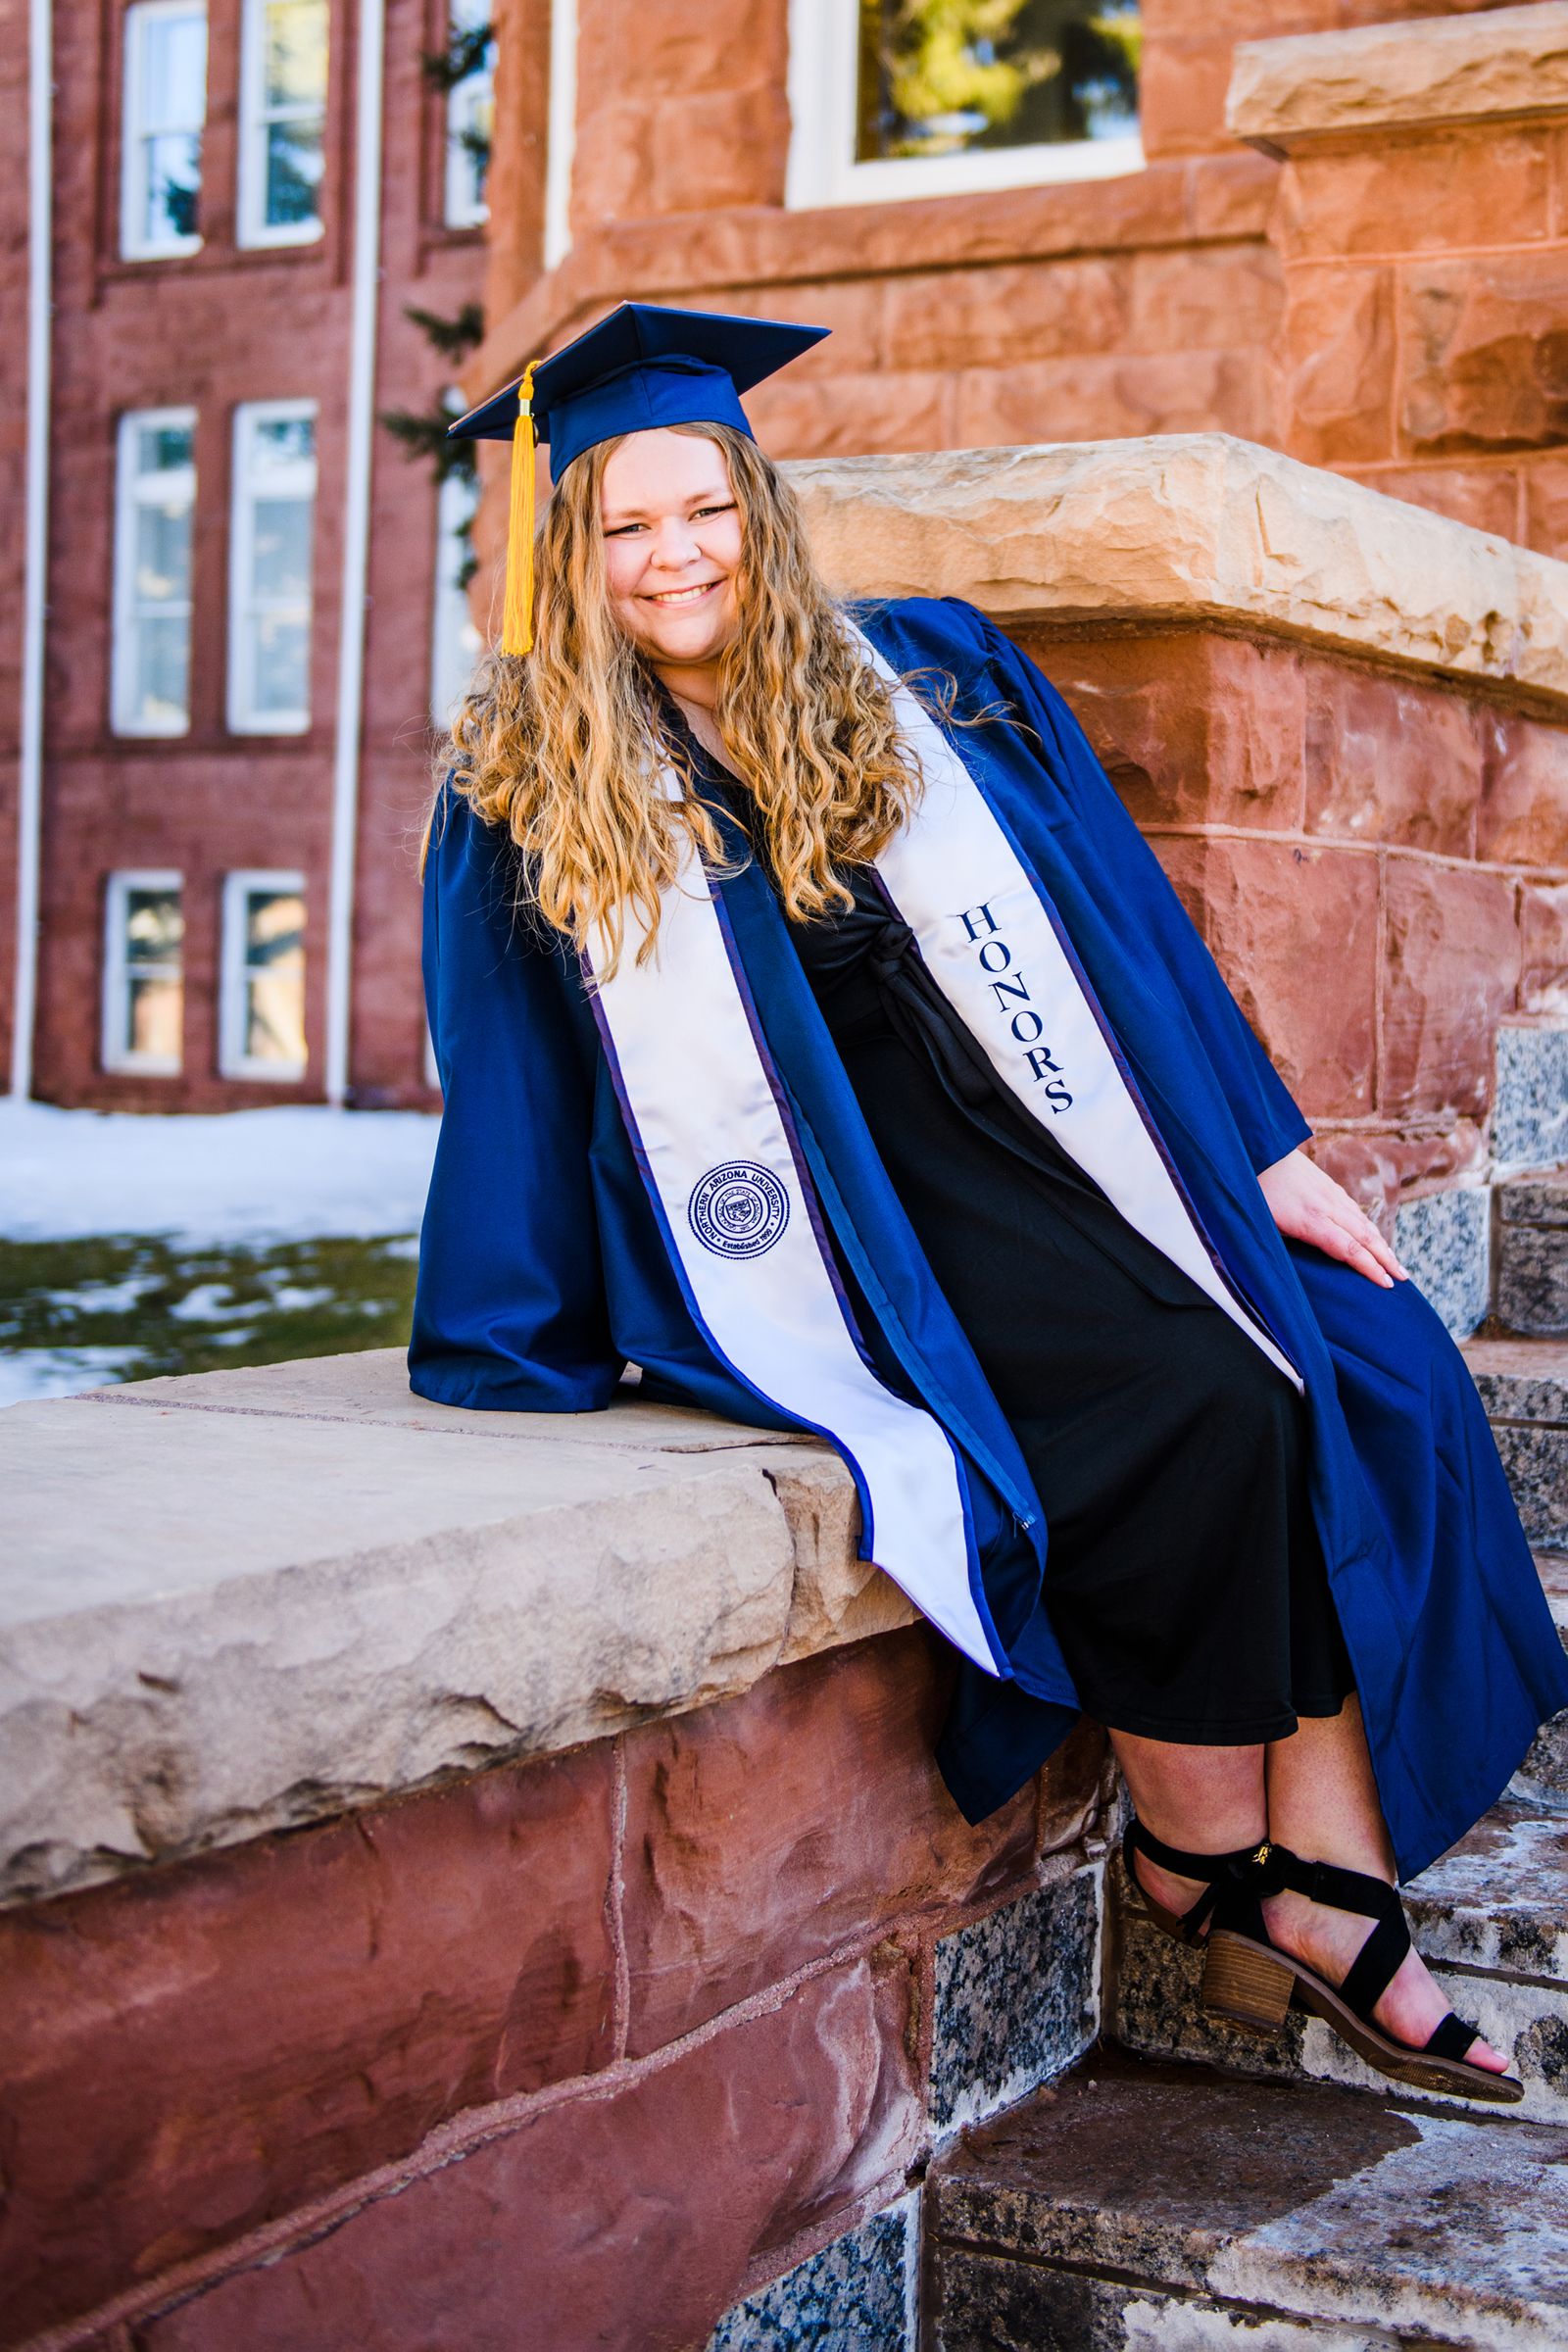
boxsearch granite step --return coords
[1462,1336,1568,1550]
[1496,1173,1568,1338]
[928,2046,1568,2350]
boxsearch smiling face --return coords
[599,428,744,696]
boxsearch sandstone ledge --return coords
[783,436,1568,710]
[1228,3,1568,155]
[0,1350,913,1907]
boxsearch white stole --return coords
[584,858,999,1671]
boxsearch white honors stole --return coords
[583,829,1001,1673]
[585,647,1300,1676]
[858,630,1302,1396]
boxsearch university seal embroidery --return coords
[688,1162,791,1259]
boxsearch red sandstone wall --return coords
[1270,111,1568,563]
[1139,0,1520,163]
[1031,622,1568,1216]
[0,1628,1107,2347]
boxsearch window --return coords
[228,401,317,734]
[112,407,197,737]
[103,872,184,1075]
[430,466,482,726]
[122,1,207,258]
[785,0,1143,209]
[221,870,308,1079]
[238,0,328,247]
[444,0,494,227]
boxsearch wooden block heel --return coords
[1201,1931,1294,2034]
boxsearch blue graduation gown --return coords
[412,597,1568,1881]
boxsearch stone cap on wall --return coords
[1,1350,912,1909]
[784,435,1568,710]
[1227,2,1568,156]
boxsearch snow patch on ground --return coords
[0,1102,441,1244]
[0,1348,145,1406]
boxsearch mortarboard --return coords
[446,304,828,657]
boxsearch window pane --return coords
[145,11,208,130]
[265,116,325,225]
[253,415,316,469]
[251,614,310,712]
[137,420,194,474]
[135,501,193,603]
[454,84,493,215]
[263,0,328,106]
[126,973,183,1059]
[856,0,1141,160]
[133,617,192,727]
[243,892,307,1064]
[144,130,203,242]
[245,888,304,965]
[251,497,313,599]
[125,889,184,963]
[432,468,482,724]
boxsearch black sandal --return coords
[1201,1841,1524,2106]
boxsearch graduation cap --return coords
[447,304,828,657]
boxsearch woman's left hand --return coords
[1258,1149,1407,1290]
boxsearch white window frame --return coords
[784,0,1144,212]
[444,0,494,227]
[121,0,208,260]
[220,867,309,1080]
[236,0,328,249]
[112,405,198,738]
[103,869,184,1076]
[227,398,318,736]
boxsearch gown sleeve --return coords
[970,610,1314,1176]
[408,786,623,1412]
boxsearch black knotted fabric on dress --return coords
[699,753,1353,1745]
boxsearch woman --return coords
[416,305,1568,2105]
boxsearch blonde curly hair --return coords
[432,421,922,975]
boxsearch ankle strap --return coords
[1123,1817,1275,1944]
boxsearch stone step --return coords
[928,2046,1568,2350]
[1111,1792,1568,2123]
[1462,1336,1568,1548]
[1497,1172,1568,1337]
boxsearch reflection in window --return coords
[112,407,196,736]
[444,0,494,227]
[122,2,207,257]
[221,871,308,1078]
[228,400,317,734]
[239,0,328,245]
[103,872,184,1075]
[856,0,1139,160]
[431,466,482,726]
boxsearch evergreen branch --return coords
[421,22,493,92]
[405,301,486,361]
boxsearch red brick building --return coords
[2,0,495,1110]
[5,0,1564,1110]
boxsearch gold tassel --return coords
[501,363,537,657]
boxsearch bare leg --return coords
[1110,1733,1264,1923]
[1263,1698,1506,2072]
[1111,1703,1507,2074]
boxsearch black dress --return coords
[699,755,1353,1746]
